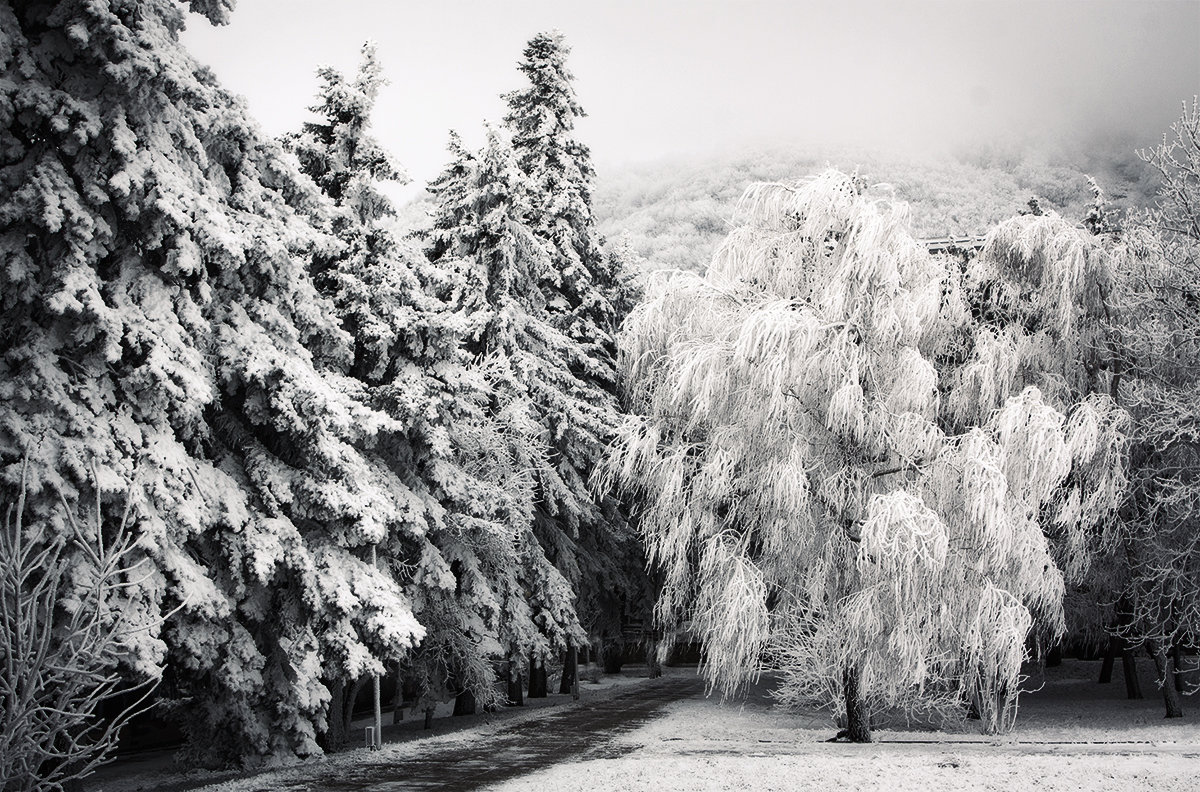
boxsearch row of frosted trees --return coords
[0,1,644,783]
[3,0,1199,787]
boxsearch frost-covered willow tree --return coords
[425,127,589,697]
[502,31,644,663]
[0,1,427,766]
[608,171,1128,741]
[1109,99,1200,717]
[955,207,1131,580]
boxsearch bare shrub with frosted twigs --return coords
[1,459,163,792]
[1110,98,1200,717]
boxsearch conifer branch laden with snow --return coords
[609,170,1130,740]
[1,2,427,765]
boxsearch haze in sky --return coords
[182,0,1200,192]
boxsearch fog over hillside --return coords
[591,139,1162,276]
[184,1,1199,204]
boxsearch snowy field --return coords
[493,661,1200,791]
[489,663,1199,791]
[87,659,1200,792]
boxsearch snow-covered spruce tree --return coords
[607,171,1128,741]
[426,126,592,696]
[502,31,643,669]
[284,44,554,726]
[1109,99,1200,717]
[0,1,426,766]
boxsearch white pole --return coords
[372,543,382,750]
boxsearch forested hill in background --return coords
[584,141,1160,276]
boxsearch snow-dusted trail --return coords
[192,673,707,792]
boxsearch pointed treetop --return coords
[289,40,406,213]
[185,0,236,25]
[504,30,586,138]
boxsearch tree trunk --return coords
[602,643,623,674]
[843,666,872,743]
[507,663,525,706]
[423,707,434,730]
[1149,642,1184,718]
[392,666,404,723]
[646,632,663,679]
[1045,644,1062,667]
[1110,598,1142,699]
[1122,647,1143,699]
[1173,646,1185,693]
[322,679,347,751]
[558,643,577,694]
[453,687,476,716]
[1099,636,1117,683]
[344,676,367,734]
[528,652,548,698]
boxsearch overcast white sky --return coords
[182,0,1200,191]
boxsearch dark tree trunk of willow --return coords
[1106,599,1142,699]
[843,666,872,743]
[1099,636,1117,683]
[1122,646,1143,699]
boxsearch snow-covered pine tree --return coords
[502,31,619,364]
[501,31,644,666]
[0,1,426,766]
[606,171,1129,741]
[283,43,557,726]
[425,126,592,695]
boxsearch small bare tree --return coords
[1111,98,1200,718]
[1,459,161,792]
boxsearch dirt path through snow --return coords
[183,672,706,792]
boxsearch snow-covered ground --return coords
[87,660,1200,792]
[489,659,1200,792]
